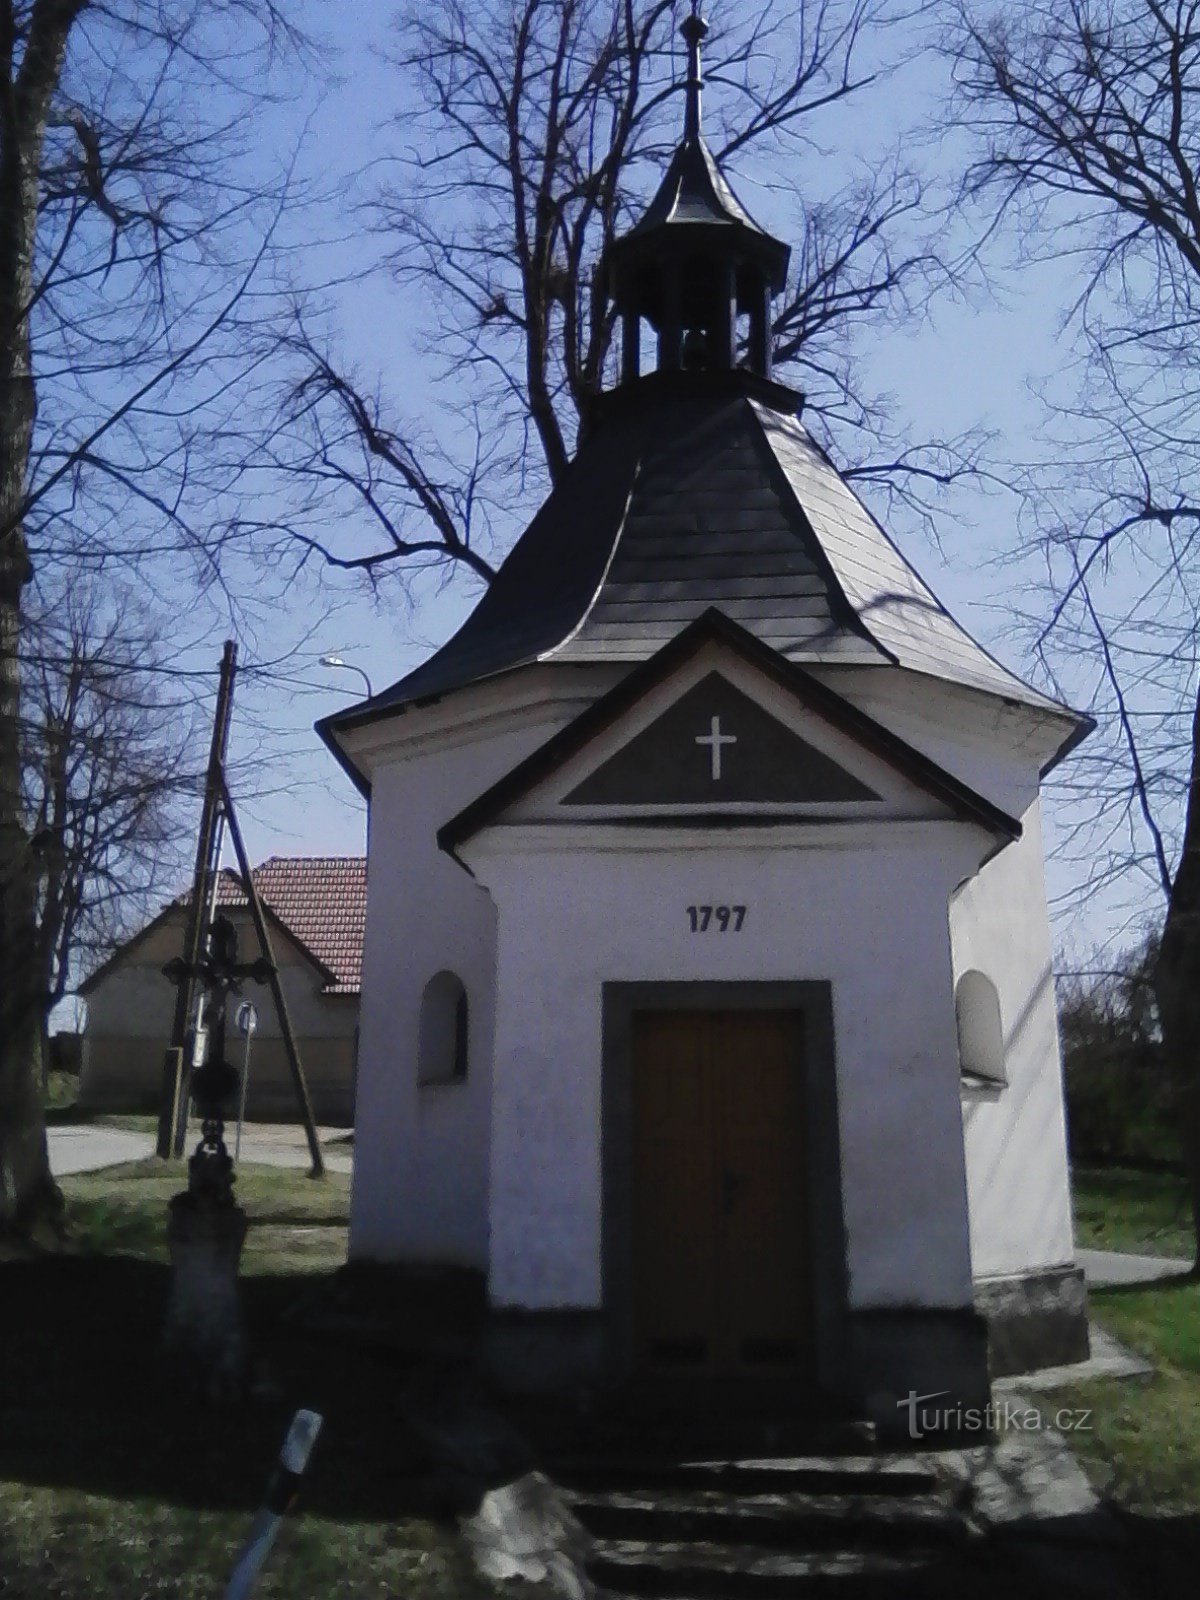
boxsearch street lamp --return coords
[320,654,374,698]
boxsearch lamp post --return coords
[319,654,373,698]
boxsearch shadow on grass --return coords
[0,1255,446,1525]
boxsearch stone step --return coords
[541,1416,875,1461]
[569,1487,965,1553]
[552,1456,940,1499]
[585,1537,973,1599]
[590,1574,1005,1600]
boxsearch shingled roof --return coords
[321,377,1073,768]
[79,855,367,998]
[212,857,366,995]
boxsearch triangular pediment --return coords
[437,611,1021,863]
[563,672,880,806]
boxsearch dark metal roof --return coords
[606,138,791,294]
[632,137,758,231]
[437,608,1022,864]
[322,375,879,729]
[319,371,1079,778]
[605,0,790,294]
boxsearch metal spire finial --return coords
[680,1,709,143]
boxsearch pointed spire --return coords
[600,0,791,388]
[681,1,709,144]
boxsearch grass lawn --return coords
[44,1069,83,1116]
[1072,1164,1194,1259]
[0,1160,510,1599]
[1052,1278,1200,1515]
[1044,1163,1200,1541]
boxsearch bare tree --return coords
[269,0,965,592]
[22,587,199,1079]
[0,1,308,1245]
[949,0,1200,1264]
[1058,934,1172,1170]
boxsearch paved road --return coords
[1077,1246,1192,1287]
[48,1122,352,1177]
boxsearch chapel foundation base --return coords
[974,1264,1090,1377]
[482,1311,609,1395]
[842,1306,992,1445]
[480,1304,995,1440]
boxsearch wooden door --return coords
[632,1009,810,1375]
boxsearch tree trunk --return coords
[1155,677,1200,1275]
[0,2,83,1247]
[0,545,61,1248]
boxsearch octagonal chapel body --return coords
[320,16,1090,1410]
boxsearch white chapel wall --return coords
[950,800,1076,1278]
[471,824,988,1316]
[349,709,576,1266]
[818,665,1079,1279]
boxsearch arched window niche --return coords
[418,971,468,1087]
[956,970,1007,1093]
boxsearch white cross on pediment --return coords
[695,714,737,780]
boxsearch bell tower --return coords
[602,2,791,386]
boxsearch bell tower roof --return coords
[602,3,791,385]
[617,135,790,289]
[613,3,789,287]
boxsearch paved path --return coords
[48,1122,352,1177]
[48,1124,153,1176]
[232,1125,353,1175]
[1077,1246,1192,1287]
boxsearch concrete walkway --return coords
[48,1124,154,1177]
[48,1121,352,1177]
[1077,1246,1193,1287]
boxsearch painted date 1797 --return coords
[687,905,747,932]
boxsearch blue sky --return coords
[212,2,1153,969]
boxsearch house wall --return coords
[79,912,358,1124]
[950,800,1076,1277]
[349,707,583,1265]
[465,823,989,1316]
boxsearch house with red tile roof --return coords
[77,856,365,1125]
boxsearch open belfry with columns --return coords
[319,5,1091,1426]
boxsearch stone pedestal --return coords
[163,1192,248,1401]
[974,1265,1091,1376]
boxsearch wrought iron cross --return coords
[163,913,273,1201]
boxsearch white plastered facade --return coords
[345,641,1078,1313]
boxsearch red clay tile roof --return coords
[212,856,367,995]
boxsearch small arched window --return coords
[956,970,1006,1089]
[419,971,469,1086]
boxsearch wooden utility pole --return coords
[220,778,324,1179]
[157,642,325,1179]
[157,641,237,1158]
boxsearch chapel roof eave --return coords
[316,710,374,799]
[437,607,1024,869]
[317,379,1088,782]
[316,654,563,796]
